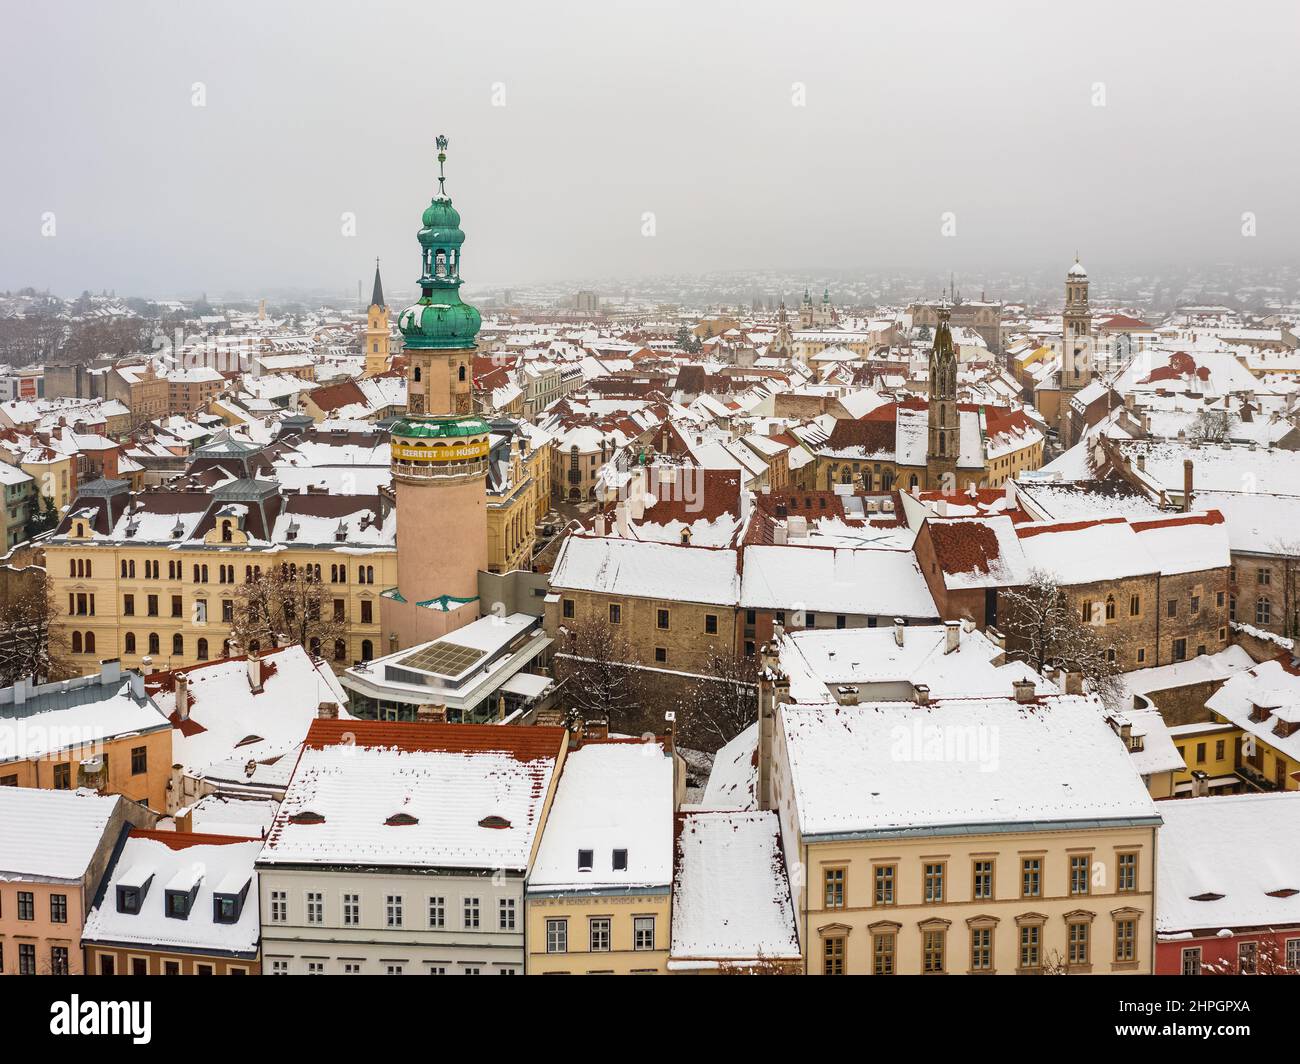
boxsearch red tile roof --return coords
[304,719,567,763]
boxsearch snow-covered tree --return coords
[1001,569,1124,708]
[677,647,758,749]
[0,575,70,687]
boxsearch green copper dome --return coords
[398,299,482,349]
[391,415,491,439]
[399,136,481,351]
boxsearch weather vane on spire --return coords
[436,134,449,196]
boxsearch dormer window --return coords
[117,886,142,914]
[165,890,193,919]
[213,895,240,923]
[612,849,628,872]
[289,810,325,825]
[577,849,594,872]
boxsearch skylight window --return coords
[577,849,594,872]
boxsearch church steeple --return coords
[926,305,959,490]
[363,257,390,378]
[370,258,385,310]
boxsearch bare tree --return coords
[552,617,646,732]
[1186,408,1238,444]
[228,562,345,659]
[1001,569,1124,708]
[678,647,758,750]
[0,575,71,686]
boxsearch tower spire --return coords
[436,133,449,197]
[370,257,384,309]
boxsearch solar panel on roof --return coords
[400,641,486,677]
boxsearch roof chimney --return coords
[1013,678,1036,703]
[247,651,263,694]
[416,703,447,724]
[99,658,121,686]
[176,672,190,721]
[893,618,905,647]
[944,620,960,654]
[1183,458,1193,512]
[593,514,607,537]
[914,683,930,706]
[318,701,339,720]
[1063,670,1084,695]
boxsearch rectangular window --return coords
[386,895,403,928]
[1238,941,1258,975]
[1070,854,1091,895]
[463,897,480,929]
[53,762,71,790]
[823,867,845,909]
[171,594,183,617]
[705,613,718,634]
[873,865,896,906]
[1114,918,1136,962]
[124,593,135,616]
[546,918,568,953]
[344,962,361,974]
[343,893,359,925]
[50,894,68,923]
[589,917,611,952]
[131,746,147,775]
[1117,852,1137,893]
[17,891,34,920]
[1068,922,1090,966]
[970,927,993,971]
[1021,858,1041,898]
[873,932,896,975]
[306,892,323,924]
[270,959,289,975]
[608,603,620,624]
[1129,594,1140,616]
[428,896,445,928]
[1173,637,1187,661]
[923,863,944,903]
[823,935,845,976]
[361,600,373,624]
[270,890,287,923]
[1181,946,1202,976]
[562,598,574,619]
[922,929,946,974]
[972,859,994,900]
[19,944,36,975]
[634,915,655,951]
[50,946,69,975]
[656,608,669,630]
[654,646,667,663]
[498,898,516,931]
[1286,939,1300,971]
[1020,924,1041,970]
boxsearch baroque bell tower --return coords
[1061,256,1093,390]
[398,135,480,416]
[926,305,959,491]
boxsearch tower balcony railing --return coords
[392,457,487,481]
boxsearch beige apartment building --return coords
[47,478,396,675]
[759,660,1161,975]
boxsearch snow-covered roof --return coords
[549,535,740,606]
[259,721,565,871]
[0,788,121,882]
[148,645,350,781]
[1156,793,1300,936]
[700,722,758,810]
[779,696,1159,839]
[82,832,261,956]
[528,740,675,893]
[669,810,800,967]
[740,544,937,619]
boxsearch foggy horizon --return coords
[4,0,1298,299]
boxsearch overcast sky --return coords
[3,0,1297,298]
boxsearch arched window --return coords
[125,632,136,654]
[361,639,373,661]
[72,631,82,654]
[458,364,466,382]
[120,559,128,578]
[129,560,135,578]
[172,633,184,656]
[148,632,160,656]
[334,639,346,661]
[197,638,209,661]
[221,522,232,543]
[85,632,95,654]
[70,559,77,578]
[413,366,422,382]
[1105,595,1116,620]
[85,560,91,579]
